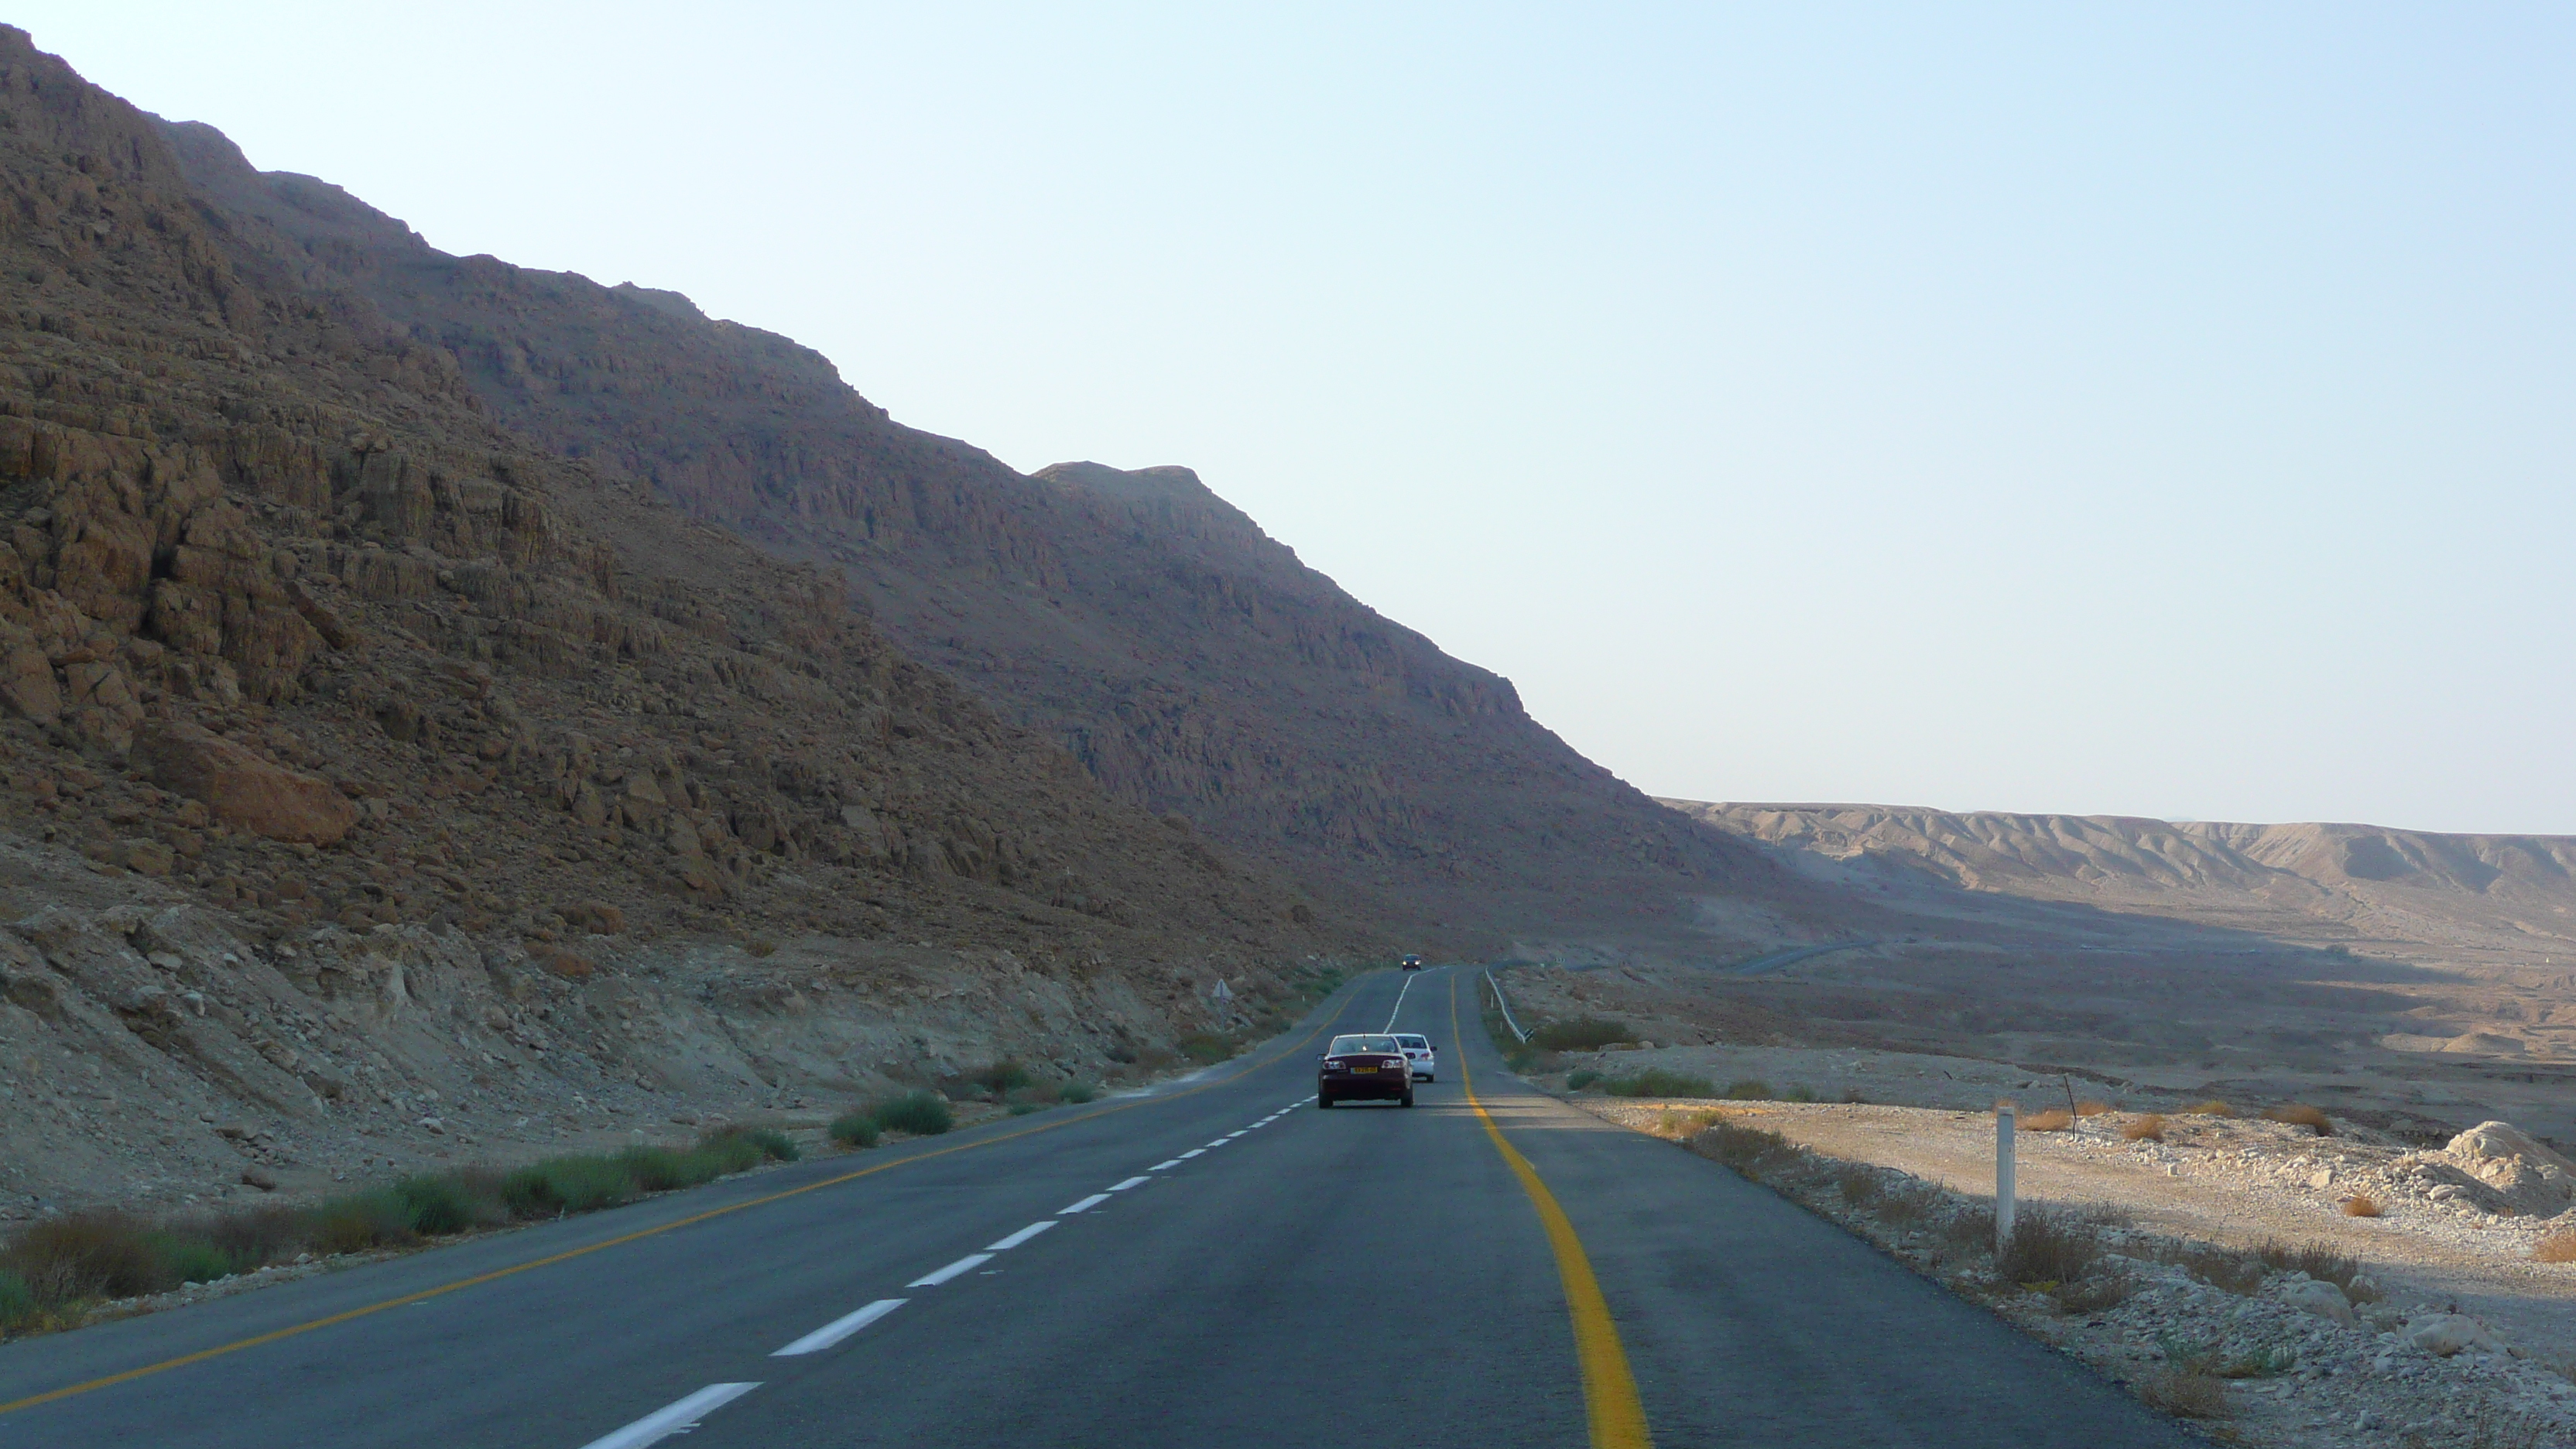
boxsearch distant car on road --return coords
[1400,954,1423,971]
[1317,1033,1413,1108]
[1392,1033,1436,1081]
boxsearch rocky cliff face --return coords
[155,130,1791,953]
[0,29,1351,1219]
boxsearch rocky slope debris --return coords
[0,26,1356,1220]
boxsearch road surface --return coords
[0,967,2187,1447]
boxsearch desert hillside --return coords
[151,121,1796,954]
[1670,800,2576,966]
[0,28,1358,1220]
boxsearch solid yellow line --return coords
[0,987,1362,1417]
[1450,973,1653,1449]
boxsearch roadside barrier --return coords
[1485,969,1529,1043]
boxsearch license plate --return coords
[1350,1065,1376,1073]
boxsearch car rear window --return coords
[1395,1036,1429,1049]
[1328,1035,1399,1054]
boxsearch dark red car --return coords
[1317,1033,1414,1108]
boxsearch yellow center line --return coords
[0,986,1367,1417]
[1449,972,1654,1449]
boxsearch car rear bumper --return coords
[1318,1074,1409,1101]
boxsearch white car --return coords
[1392,1033,1436,1081]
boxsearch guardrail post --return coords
[1995,1099,2016,1257]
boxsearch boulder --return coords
[2401,1314,2502,1358]
[2280,1278,2356,1327]
[2443,1120,2576,1214]
[130,721,358,844]
[2447,1120,2576,1174]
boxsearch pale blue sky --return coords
[28,5,2576,832]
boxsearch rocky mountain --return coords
[0,29,1355,1219]
[154,126,1792,954]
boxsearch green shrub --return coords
[1060,1081,1100,1105]
[392,1174,481,1235]
[0,1269,33,1327]
[1781,1084,1817,1103]
[502,1157,636,1217]
[149,1234,235,1286]
[1174,1033,1233,1065]
[1008,1101,1043,1116]
[871,1091,954,1136]
[1529,1017,1632,1052]
[701,1125,799,1164]
[305,1191,421,1255]
[975,1060,1036,1095]
[1566,1069,1602,1090]
[1722,1078,1772,1100]
[829,1112,882,1149]
[1605,1068,1718,1098]
[611,1147,718,1193]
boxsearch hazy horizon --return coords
[27,3,2576,835]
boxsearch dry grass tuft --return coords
[2182,1100,2234,1118]
[2252,1238,2365,1293]
[2119,1113,2166,1142]
[2342,1194,2382,1218]
[1996,1208,2106,1286]
[2533,1230,2576,1263]
[2074,1099,2114,1117]
[2020,1108,2074,1132]
[2151,1241,2266,1295]
[2136,1369,2231,1418]
[1832,1163,1883,1208]
[1687,1120,1805,1178]
[1872,1180,1945,1228]
[2261,1102,2332,1136]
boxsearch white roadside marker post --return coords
[1995,1098,2016,1259]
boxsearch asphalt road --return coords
[0,967,2191,1447]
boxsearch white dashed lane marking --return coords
[1148,1159,1183,1170]
[986,1221,1057,1251]
[1178,1149,1205,1159]
[772,1300,906,1358]
[1108,1177,1150,1192]
[1059,1193,1113,1214]
[578,1382,762,1449]
[907,1253,994,1288]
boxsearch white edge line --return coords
[1149,1159,1184,1170]
[577,1382,762,1449]
[1383,970,1416,1031]
[1059,1193,1112,1214]
[986,1220,1058,1251]
[1107,1176,1150,1191]
[906,1252,995,1287]
[772,1300,905,1357]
